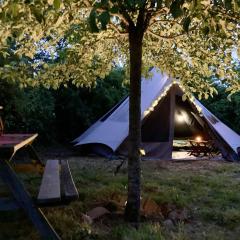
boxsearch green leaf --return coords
[170,0,184,18]
[88,10,99,33]
[157,0,163,7]
[95,0,109,8]
[135,0,145,8]
[110,6,119,14]
[10,3,19,18]
[182,94,187,101]
[165,0,172,8]
[182,16,191,32]
[98,11,110,30]
[224,0,233,10]
[53,0,61,10]
[227,93,232,102]
[202,26,210,35]
[30,6,44,23]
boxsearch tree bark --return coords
[124,25,144,227]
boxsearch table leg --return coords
[0,159,60,240]
[27,145,44,166]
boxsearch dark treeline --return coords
[0,68,128,144]
[1,67,240,145]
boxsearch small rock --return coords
[178,208,188,221]
[163,219,174,230]
[81,214,93,224]
[168,210,178,222]
[168,208,188,223]
[86,207,110,220]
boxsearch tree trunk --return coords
[124,25,144,227]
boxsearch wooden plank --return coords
[13,134,38,153]
[0,134,38,153]
[61,160,79,201]
[37,160,61,204]
[0,159,60,239]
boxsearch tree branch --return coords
[146,21,200,40]
[148,18,183,29]
[147,29,186,40]
[108,23,128,36]
[82,0,92,7]
[116,0,135,28]
[214,6,240,23]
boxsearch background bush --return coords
[202,85,240,134]
[0,68,128,144]
[1,66,240,145]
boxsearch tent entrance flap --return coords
[140,86,176,159]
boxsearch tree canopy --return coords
[0,0,239,96]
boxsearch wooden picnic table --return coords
[0,134,40,161]
[0,133,60,239]
[0,133,38,149]
[188,139,214,157]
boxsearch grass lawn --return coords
[1,157,240,240]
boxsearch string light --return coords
[143,80,203,119]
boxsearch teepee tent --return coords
[73,68,240,161]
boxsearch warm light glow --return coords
[152,100,158,107]
[176,114,185,123]
[195,136,202,142]
[196,106,202,113]
[139,148,146,156]
[176,111,188,123]
[144,110,150,117]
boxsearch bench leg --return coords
[0,159,60,240]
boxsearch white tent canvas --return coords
[73,68,240,160]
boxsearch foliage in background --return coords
[54,68,128,142]
[0,68,128,143]
[202,85,240,134]
[0,80,56,142]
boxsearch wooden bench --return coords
[0,133,61,239]
[37,160,79,205]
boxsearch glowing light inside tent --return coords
[139,148,146,156]
[195,136,202,142]
[175,111,188,123]
[176,113,185,123]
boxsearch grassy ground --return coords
[1,157,240,240]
